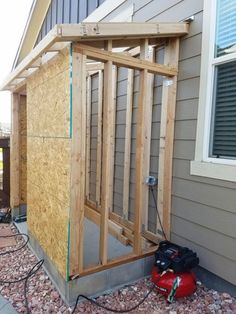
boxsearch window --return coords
[191,0,236,182]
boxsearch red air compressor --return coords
[152,241,199,302]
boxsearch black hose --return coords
[0,231,44,313]
[72,284,156,314]
[0,233,29,256]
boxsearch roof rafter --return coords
[0,22,189,91]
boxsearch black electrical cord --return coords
[0,233,29,256]
[72,284,156,314]
[150,186,167,241]
[0,231,44,314]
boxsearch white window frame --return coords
[191,0,236,182]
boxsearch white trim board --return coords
[83,0,127,22]
[190,0,236,183]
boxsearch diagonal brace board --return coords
[74,44,177,76]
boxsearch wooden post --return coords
[85,76,91,200]
[10,93,20,212]
[100,40,114,265]
[133,39,150,255]
[123,69,134,220]
[96,70,103,206]
[157,38,180,239]
[140,43,155,231]
[70,48,87,275]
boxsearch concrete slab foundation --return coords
[15,221,155,305]
[29,229,155,305]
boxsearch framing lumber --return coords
[157,38,180,239]
[85,76,91,200]
[58,23,189,40]
[85,205,129,246]
[99,40,113,265]
[1,22,188,91]
[79,245,158,278]
[95,71,103,206]
[141,41,155,231]
[10,93,20,209]
[133,40,150,255]
[70,50,87,275]
[123,69,134,220]
[74,44,177,76]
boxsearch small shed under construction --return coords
[1,22,189,302]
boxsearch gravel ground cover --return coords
[0,223,236,314]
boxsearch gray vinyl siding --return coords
[89,73,99,203]
[102,0,236,285]
[35,0,105,46]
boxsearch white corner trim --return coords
[110,4,134,22]
[83,0,127,22]
[190,161,236,183]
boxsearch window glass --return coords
[215,0,236,57]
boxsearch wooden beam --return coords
[123,69,134,220]
[99,40,113,265]
[86,62,104,72]
[70,50,87,275]
[157,38,180,239]
[59,23,189,41]
[141,43,155,230]
[1,27,58,91]
[2,23,188,91]
[10,93,20,210]
[133,44,149,255]
[78,245,158,278]
[74,43,177,76]
[85,76,91,200]
[95,71,103,206]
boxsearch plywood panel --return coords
[27,137,70,277]
[27,49,70,278]
[27,49,70,138]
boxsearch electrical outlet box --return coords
[145,176,158,186]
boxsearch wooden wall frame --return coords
[5,23,188,279]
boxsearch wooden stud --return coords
[70,49,87,275]
[157,38,180,239]
[74,44,177,76]
[141,43,155,231]
[123,69,134,220]
[133,40,150,255]
[96,71,103,206]
[10,93,20,210]
[99,40,113,265]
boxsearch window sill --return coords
[190,160,236,183]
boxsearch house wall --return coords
[26,48,71,278]
[35,0,106,46]
[102,0,236,285]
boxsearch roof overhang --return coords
[1,22,189,92]
[13,0,51,68]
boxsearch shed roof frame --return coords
[1,22,189,92]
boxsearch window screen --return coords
[210,0,236,159]
[211,61,236,158]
